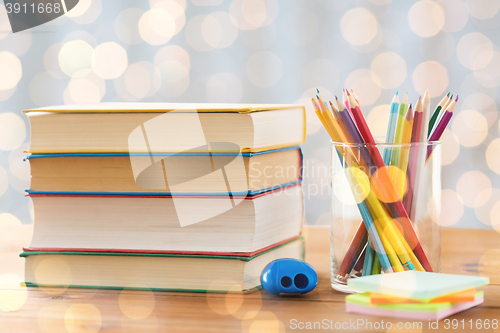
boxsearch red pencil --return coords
[346,94,433,272]
[404,96,423,213]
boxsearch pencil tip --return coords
[396,91,398,95]
[335,96,338,100]
[346,90,351,96]
[316,95,320,100]
[316,88,320,94]
[447,92,450,97]
[311,97,315,101]
[455,95,459,102]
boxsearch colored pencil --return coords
[343,89,350,111]
[383,92,400,164]
[396,104,414,198]
[312,98,394,273]
[427,96,458,160]
[346,93,431,272]
[403,97,423,212]
[390,93,409,167]
[409,91,432,223]
[428,93,449,137]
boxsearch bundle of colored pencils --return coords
[313,89,457,278]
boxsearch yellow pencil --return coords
[350,165,419,271]
[396,104,414,198]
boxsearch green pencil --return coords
[428,92,450,138]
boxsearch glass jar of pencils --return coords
[330,140,442,293]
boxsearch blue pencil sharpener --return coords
[261,258,317,295]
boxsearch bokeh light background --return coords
[0,0,499,231]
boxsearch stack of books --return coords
[22,103,306,292]
[346,271,489,320]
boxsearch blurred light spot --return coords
[440,129,460,165]
[0,213,21,225]
[368,0,392,4]
[202,12,239,49]
[122,62,161,100]
[66,0,91,17]
[9,157,30,182]
[457,33,493,70]
[58,40,94,78]
[115,8,144,45]
[0,87,16,101]
[475,188,500,227]
[491,201,500,233]
[0,27,32,56]
[119,287,155,319]
[229,0,278,30]
[474,51,500,88]
[408,1,445,37]
[206,279,241,315]
[0,274,27,311]
[63,30,97,48]
[479,249,500,284]
[44,43,67,79]
[29,72,65,107]
[38,304,70,333]
[341,8,378,46]
[0,112,26,151]
[33,256,72,295]
[0,52,22,90]
[429,189,463,226]
[192,0,223,5]
[412,61,448,97]
[227,286,262,319]
[121,313,158,333]
[151,0,186,8]
[0,5,10,41]
[153,0,186,35]
[303,59,339,93]
[345,69,381,106]
[373,166,407,202]
[419,32,455,63]
[246,51,283,88]
[64,72,105,104]
[139,8,176,45]
[206,72,243,103]
[486,138,500,174]
[241,311,285,333]
[157,60,189,97]
[185,14,214,52]
[295,96,321,135]
[456,171,492,208]
[240,23,276,50]
[440,0,469,32]
[0,166,7,197]
[370,52,407,89]
[465,0,500,20]
[66,0,102,24]
[332,170,358,205]
[282,9,319,46]
[367,104,390,137]
[452,109,488,147]
[91,42,128,79]
[463,93,498,127]
[65,304,101,333]
[154,45,190,70]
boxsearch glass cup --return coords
[330,140,442,293]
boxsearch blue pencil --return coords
[383,92,400,165]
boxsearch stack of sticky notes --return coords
[346,271,489,320]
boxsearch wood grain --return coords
[1,225,499,332]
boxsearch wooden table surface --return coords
[1,224,499,332]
